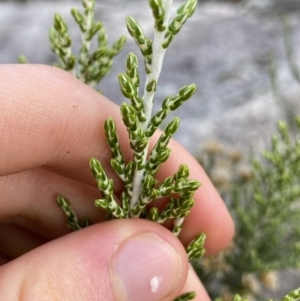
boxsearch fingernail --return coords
[113,233,182,301]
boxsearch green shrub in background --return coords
[193,11,300,301]
[197,118,300,300]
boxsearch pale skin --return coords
[0,65,234,301]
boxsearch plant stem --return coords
[142,0,173,128]
[130,0,173,214]
[78,0,94,82]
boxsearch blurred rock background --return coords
[1,0,300,155]
[1,0,300,298]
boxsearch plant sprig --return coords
[196,117,300,299]
[57,1,205,300]
[49,0,126,88]
[54,1,300,301]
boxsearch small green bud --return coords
[120,103,137,129]
[18,55,28,64]
[144,39,153,56]
[95,198,108,210]
[159,177,174,196]
[162,31,173,49]
[161,96,172,110]
[173,292,196,301]
[180,198,195,212]
[126,53,139,87]
[152,109,167,126]
[179,84,197,100]
[126,16,144,39]
[176,164,190,179]
[150,188,159,200]
[57,194,70,207]
[98,27,108,46]
[148,207,159,221]
[126,16,152,57]
[97,177,111,191]
[131,96,144,112]
[174,178,189,192]
[158,148,171,163]
[110,158,124,175]
[134,137,149,153]
[143,174,155,192]
[112,36,127,53]
[118,74,135,98]
[71,8,85,31]
[105,117,116,133]
[92,47,105,60]
[168,13,188,35]
[127,52,138,70]
[177,0,197,18]
[54,14,67,33]
[49,27,58,43]
[149,0,166,31]
[278,120,287,132]
[186,232,206,260]
[187,180,201,192]
[165,117,180,136]
[146,80,157,92]
[66,55,76,70]
[87,22,103,41]
[89,158,103,178]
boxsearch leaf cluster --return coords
[49,0,126,87]
[56,1,206,300]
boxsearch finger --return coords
[0,219,192,301]
[0,253,12,266]
[0,64,121,184]
[0,168,106,239]
[180,265,211,301]
[0,65,233,253]
[158,138,234,255]
[0,225,46,258]
[1,166,232,260]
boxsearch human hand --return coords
[0,65,234,300]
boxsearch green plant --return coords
[49,0,126,88]
[196,117,300,300]
[55,0,205,300]
[36,0,300,300]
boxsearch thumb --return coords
[0,219,189,301]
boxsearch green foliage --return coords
[49,0,126,88]
[52,1,300,301]
[231,287,300,301]
[173,292,196,301]
[234,119,300,272]
[56,1,205,300]
[57,195,91,230]
[282,288,300,301]
[162,0,197,48]
[196,117,300,299]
